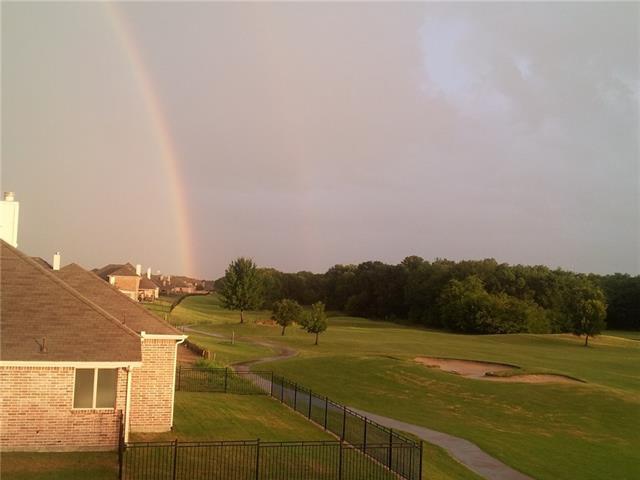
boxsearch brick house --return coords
[0,240,187,451]
[138,275,160,302]
[93,263,141,301]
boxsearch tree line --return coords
[216,256,640,343]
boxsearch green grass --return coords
[132,392,335,442]
[178,295,640,480]
[169,293,271,326]
[0,452,117,480]
[605,330,640,341]
[185,332,275,366]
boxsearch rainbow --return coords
[104,3,196,277]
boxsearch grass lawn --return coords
[132,392,335,442]
[1,452,117,480]
[176,295,640,480]
[605,330,640,341]
[184,331,275,367]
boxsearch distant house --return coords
[171,278,197,294]
[151,274,201,296]
[93,263,140,300]
[0,240,187,451]
[138,275,160,302]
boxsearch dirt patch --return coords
[415,357,580,384]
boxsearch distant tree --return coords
[220,257,263,323]
[572,298,607,346]
[272,299,303,336]
[301,301,328,345]
[563,276,607,346]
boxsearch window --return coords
[73,368,118,409]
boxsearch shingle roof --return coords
[0,241,141,362]
[31,257,52,269]
[93,263,138,280]
[139,276,159,290]
[56,264,179,335]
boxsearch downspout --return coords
[124,365,134,443]
[170,335,188,428]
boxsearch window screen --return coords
[96,369,117,408]
[73,369,95,408]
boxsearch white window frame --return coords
[72,367,117,410]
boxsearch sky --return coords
[2,2,639,278]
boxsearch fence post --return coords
[308,390,312,419]
[280,378,284,403]
[419,440,424,480]
[255,438,261,480]
[224,367,229,393]
[172,438,179,480]
[388,428,393,470]
[363,419,367,452]
[338,440,344,480]
[177,365,182,391]
[341,405,347,441]
[324,397,328,430]
[270,372,274,396]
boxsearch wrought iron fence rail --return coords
[173,367,422,480]
[121,439,420,480]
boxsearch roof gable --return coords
[57,264,179,335]
[0,241,141,362]
[93,263,138,280]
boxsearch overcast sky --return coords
[2,2,639,278]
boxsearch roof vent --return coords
[4,192,15,201]
[36,337,48,354]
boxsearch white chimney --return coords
[52,252,61,271]
[147,267,151,279]
[0,192,20,247]
[135,264,141,276]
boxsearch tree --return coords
[563,276,608,346]
[220,257,263,323]
[301,301,328,345]
[573,298,607,346]
[272,299,303,336]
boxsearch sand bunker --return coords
[414,357,580,384]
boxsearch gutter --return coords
[124,365,135,443]
[140,331,188,341]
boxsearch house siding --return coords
[129,339,177,433]
[0,366,127,451]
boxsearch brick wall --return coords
[129,339,177,433]
[0,366,126,451]
[114,276,140,293]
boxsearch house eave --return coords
[140,332,188,341]
[0,360,142,368]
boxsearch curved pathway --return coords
[183,325,534,480]
[182,326,297,372]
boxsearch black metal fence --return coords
[172,368,422,480]
[121,439,418,480]
[176,367,271,394]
